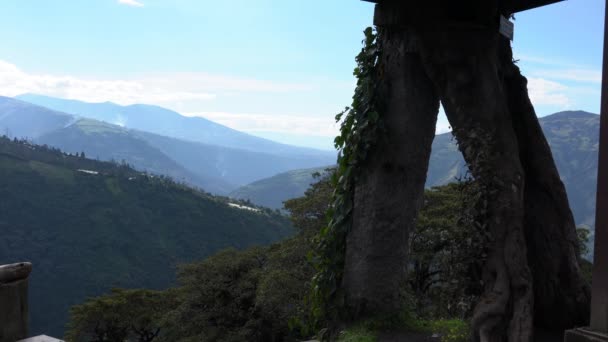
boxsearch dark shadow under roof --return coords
[361,0,564,13]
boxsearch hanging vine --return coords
[308,27,383,329]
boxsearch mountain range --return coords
[0,95,336,194]
[3,96,596,228]
[16,93,333,157]
[229,166,331,210]
[232,111,599,233]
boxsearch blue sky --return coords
[0,0,603,150]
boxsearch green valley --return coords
[0,136,293,337]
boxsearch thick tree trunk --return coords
[341,3,590,338]
[342,27,440,319]
[418,31,534,342]
[500,40,591,330]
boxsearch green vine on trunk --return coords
[308,27,383,331]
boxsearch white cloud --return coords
[118,0,144,7]
[0,59,340,140]
[515,53,583,68]
[0,60,214,104]
[513,51,601,113]
[187,110,454,139]
[0,58,586,142]
[184,111,339,137]
[531,69,602,83]
[0,60,312,108]
[141,72,313,93]
[527,77,571,107]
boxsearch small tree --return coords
[283,169,333,236]
[409,182,486,319]
[66,288,175,342]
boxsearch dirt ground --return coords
[375,329,563,341]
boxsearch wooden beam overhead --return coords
[508,0,565,12]
[361,0,565,13]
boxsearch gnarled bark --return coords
[342,27,440,319]
[341,3,590,339]
[417,30,534,342]
[500,40,591,330]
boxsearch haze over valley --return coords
[0,95,336,194]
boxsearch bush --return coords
[161,238,315,342]
[65,288,177,342]
[66,175,484,341]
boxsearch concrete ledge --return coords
[18,335,64,342]
[565,328,608,342]
[0,262,32,284]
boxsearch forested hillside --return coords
[0,136,293,336]
[229,166,332,209]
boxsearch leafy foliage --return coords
[336,327,377,342]
[577,226,591,258]
[157,176,335,341]
[409,183,484,319]
[577,226,593,283]
[66,289,178,342]
[0,136,293,337]
[63,169,497,342]
[310,27,382,327]
[283,169,334,235]
[64,173,333,342]
[409,319,470,342]
[163,247,271,342]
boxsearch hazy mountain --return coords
[15,93,337,158]
[422,110,599,229]
[35,119,335,192]
[134,131,337,187]
[232,111,599,232]
[540,111,599,228]
[1,97,336,193]
[229,166,332,209]
[0,136,293,337]
[36,118,235,194]
[0,97,75,138]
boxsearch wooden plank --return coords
[18,336,65,342]
[0,262,32,284]
[590,0,608,334]
[508,0,564,12]
[361,0,564,13]
[499,15,515,40]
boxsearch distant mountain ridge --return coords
[229,166,332,209]
[232,111,599,233]
[36,118,235,194]
[0,97,75,137]
[0,96,336,194]
[16,93,334,157]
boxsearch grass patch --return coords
[335,317,469,342]
[29,160,74,184]
[337,326,377,342]
[409,319,470,342]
